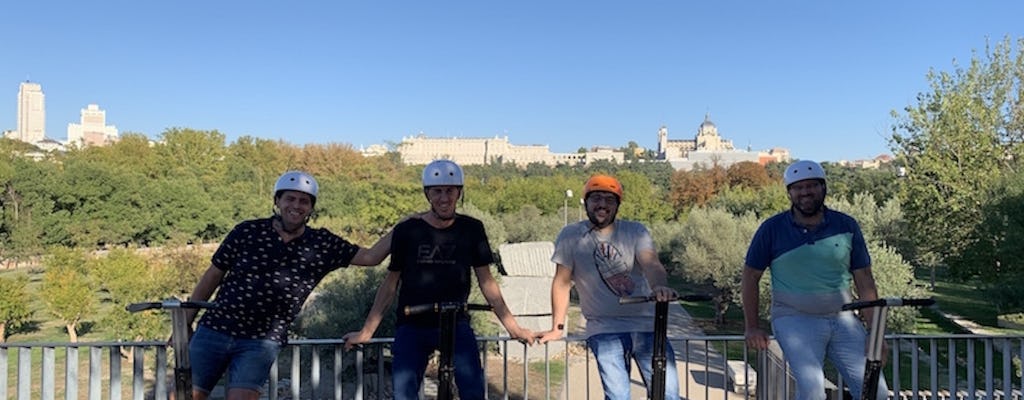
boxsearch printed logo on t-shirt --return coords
[593,241,636,296]
[417,244,457,265]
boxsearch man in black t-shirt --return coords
[343,159,534,400]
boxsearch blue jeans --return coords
[587,332,679,400]
[772,312,889,400]
[189,326,282,394]
[391,321,485,400]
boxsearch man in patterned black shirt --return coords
[185,170,394,400]
[343,159,534,400]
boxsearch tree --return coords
[501,204,562,243]
[830,195,928,333]
[726,161,774,189]
[890,37,1024,277]
[669,165,728,212]
[951,169,1024,312]
[671,207,760,324]
[41,248,94,342]
[0,274,31,342]
[93,248,170,341]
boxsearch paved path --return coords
[557,303,750,400]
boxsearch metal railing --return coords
[3,334,1022,399]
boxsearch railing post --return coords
[1,347,8,400]
[42,346,55,400]
[18,347,30,400]
[66,347,79,400]
[89,346,102,400]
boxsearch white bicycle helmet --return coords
[783,160,826,187]
[422,160,464,187]
[274,171,319,199]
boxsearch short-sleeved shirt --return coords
[551,220,657,338]
[745,208,870,318]
[198,218,360,343]
[389,215,494,328]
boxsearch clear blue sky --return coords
[3,1,1022,162]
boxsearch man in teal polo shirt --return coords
[741,160,888,400]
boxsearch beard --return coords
[791,196,825,217]
[587,207,617,229]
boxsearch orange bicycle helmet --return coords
[583,174,624,201]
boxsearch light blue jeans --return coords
[587,332,679,400]
[772,312,889,400]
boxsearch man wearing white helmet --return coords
[741,160,887,400]
[343,159,535,400]
[185,170,396,400]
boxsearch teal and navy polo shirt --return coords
[745,208,870,318]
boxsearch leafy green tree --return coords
[501,204,562,243]
[951,170,1024,312]
[41,248,94,342]
[615,170,674,225]
[830,195,928,332]
[890,37,1024,277]
[93,248,168,341]
[670,207,759,324]
[0,274,32,342]
[822,163,900,205]
[708,185,788,220]
[297,267,396,338]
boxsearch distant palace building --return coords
[395,134,624,167]
[379,115,789,169]
[658,114,790,170]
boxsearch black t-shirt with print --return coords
[198,218,359,343]
[390,215,494,328]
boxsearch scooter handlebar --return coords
[841,297,935,311]
[403,302,493,316]
[125,299,218,313]
[618,294,713,304]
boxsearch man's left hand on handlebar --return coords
[651,285,678,302]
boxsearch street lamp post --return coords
[564,189,573,226]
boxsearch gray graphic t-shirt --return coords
[552,220,656,337]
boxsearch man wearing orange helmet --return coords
[538,174,680,400]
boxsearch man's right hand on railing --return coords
[745,326,770,350]
[342,330,373,351]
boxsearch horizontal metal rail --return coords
[2,334,1023,399]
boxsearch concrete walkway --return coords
[557,303,749,400]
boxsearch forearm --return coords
[550,280,571,331]
[479,278,520,331]
[851,270,884,327]
[741,269,761,330]
[360,275,398,335]
[351,229,394,266]
[187,266,224,322]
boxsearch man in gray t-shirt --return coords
[538,174,680,400]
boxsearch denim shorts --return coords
[189,326,282,393]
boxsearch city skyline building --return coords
[11,81,45,143]
[67,104,119,147]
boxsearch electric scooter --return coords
[619,294,712,400]
[127,298,217,400]
[840,297,935,400]
[404,301,493,400]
